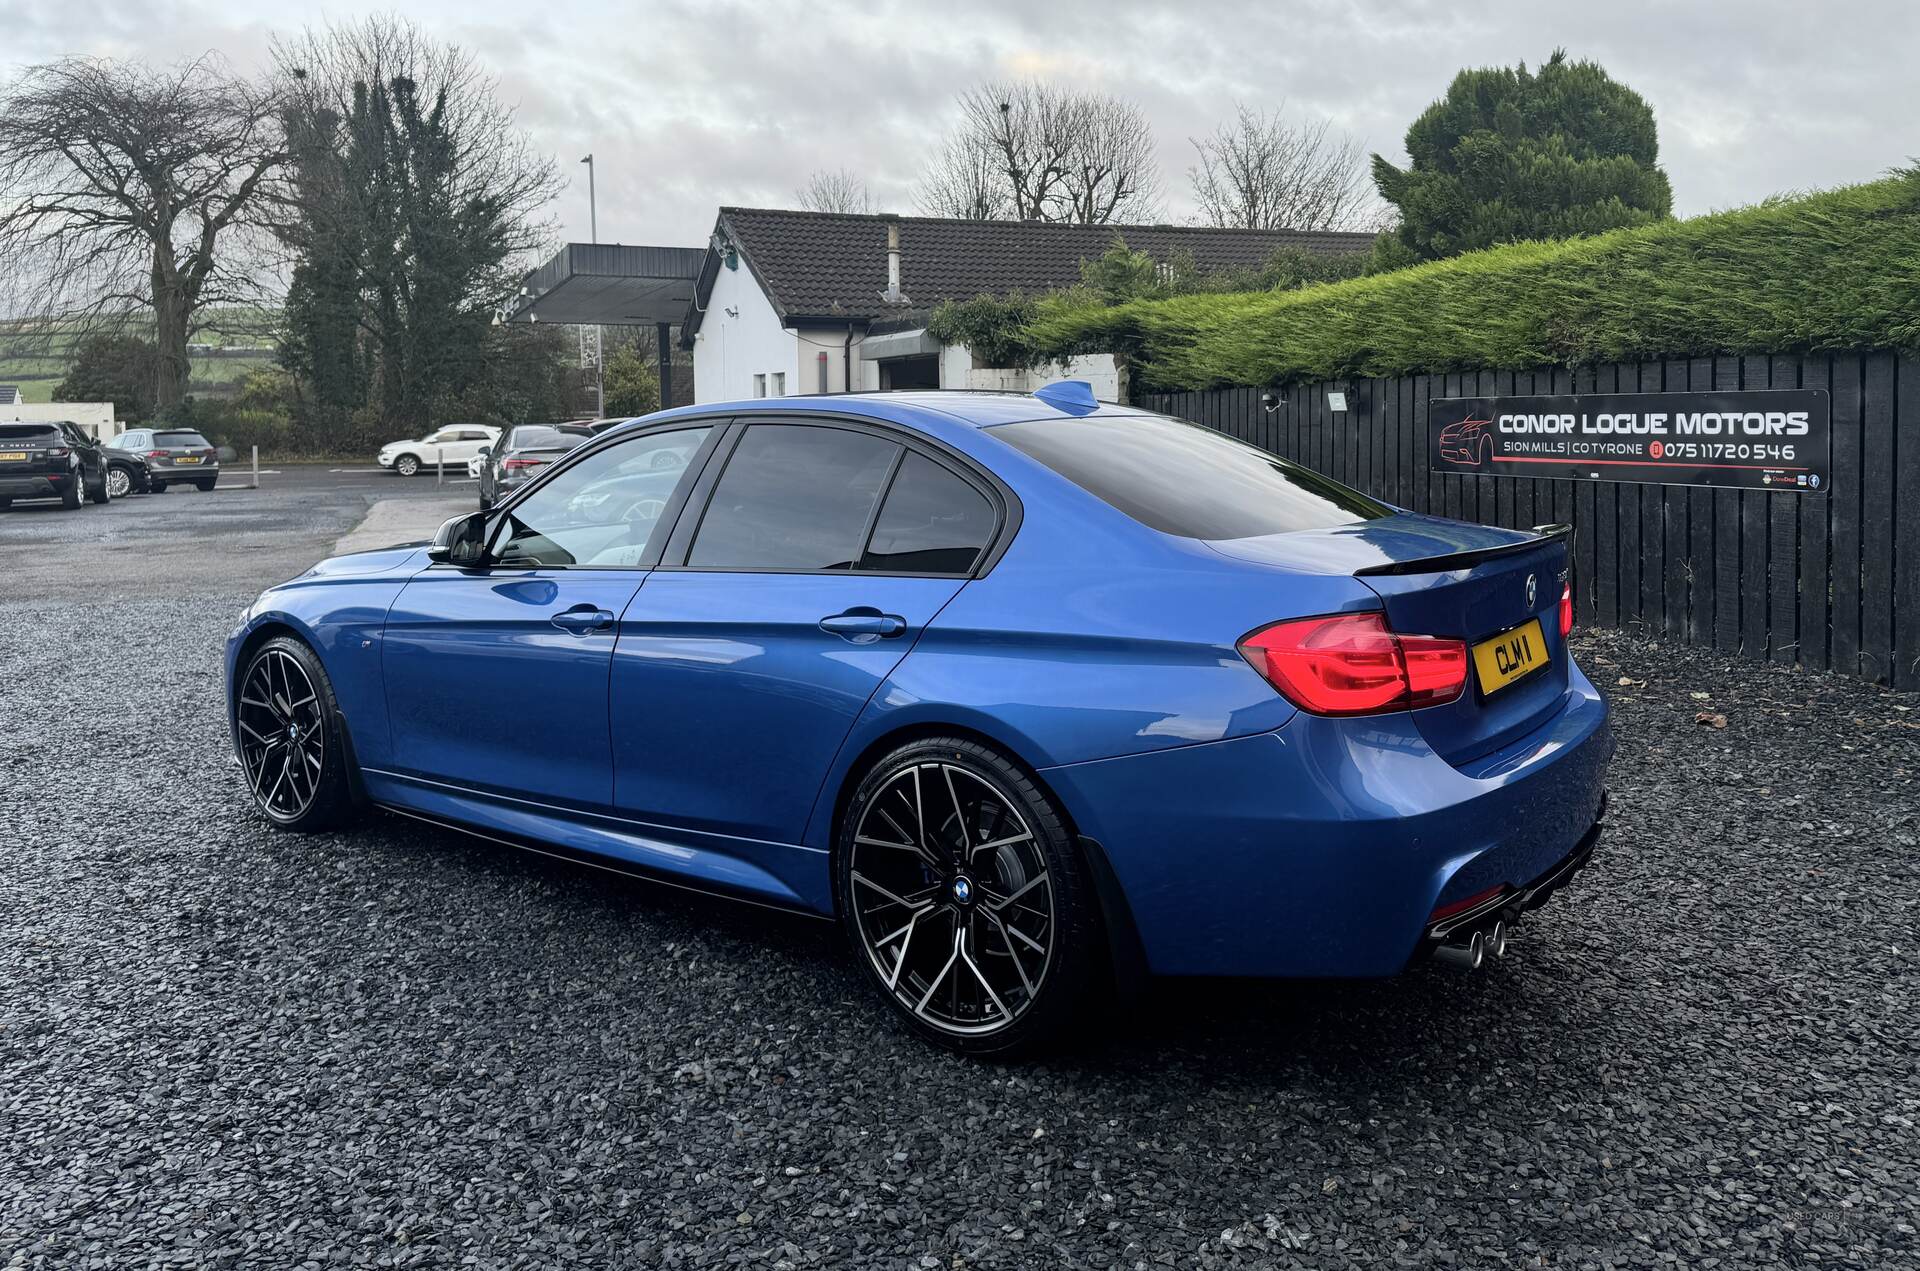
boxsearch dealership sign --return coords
[1429,390,1831,492]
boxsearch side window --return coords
[687,424,898,571]
[859,452,996,574]
[491,425,714,568]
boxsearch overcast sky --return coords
[9,0,1918,250]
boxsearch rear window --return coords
[993,413,1389,540]
[0,425,62,444]
[509,426,567,449]
[153,431,212,449]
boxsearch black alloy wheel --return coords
[837,737,1101,1057]
[235,637,357,831]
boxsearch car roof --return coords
[637,390,1150,433]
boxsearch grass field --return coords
[0,307,279,403]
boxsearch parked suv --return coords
[112,427,220,491]
[378,425,499,477]
[477,423,591,509]
[0,421,110,509]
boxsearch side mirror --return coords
[478,445,491,457]
[427,510,490,567]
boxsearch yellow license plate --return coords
[1472,618,1547,695]
[0,451,26,461]
[174,455,200,464]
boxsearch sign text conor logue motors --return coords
[1428,390,1832,492]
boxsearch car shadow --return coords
[343,806,1626,1094]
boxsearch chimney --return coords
[879,213,908,305]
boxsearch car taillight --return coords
[47,446,69,458]
[1238,612,1468,716]
[503,458,543,471]
[1558,581,1574,638]
[147,450,168,458]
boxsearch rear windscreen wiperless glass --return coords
[153,431,212,448]
[0,425,63,444]
[992,413,1390,540]
[508,427,571,450]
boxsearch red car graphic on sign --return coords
[1438,415,1495,467]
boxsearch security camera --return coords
[1260,391,1281,413]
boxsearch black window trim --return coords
[434,409,1022,579]
[432,416,735,574]
[658,413,1018,580]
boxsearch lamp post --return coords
[581,153,603,416]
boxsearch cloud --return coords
[6,0,1916,249]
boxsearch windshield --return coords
[993,412,1390,540]
[153,431,212,449]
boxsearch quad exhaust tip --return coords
[1431,929,1486,970]
[1432,919,1512,971]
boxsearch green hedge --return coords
[1025,168,1920,390]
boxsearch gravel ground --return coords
[2,596,1916,1270]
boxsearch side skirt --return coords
[360,768,835,919]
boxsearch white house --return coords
[0,399,117,440]
[681,210,1374,405]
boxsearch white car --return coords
[376,425,500,477]
[465,453,487,480]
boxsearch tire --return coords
[234,635,359,832]
[60,470,83,509]
[150,480,168,493]
[89,467,110,504]
[394,454,421,477]
[194,477,216,492]
[105,466,132,499]
[835,736,1103,1058]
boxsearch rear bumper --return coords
[0,474,70,498]
[1040,661,1613,978]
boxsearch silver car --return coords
[109,427,220,492]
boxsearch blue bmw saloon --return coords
[227,383,1611,1055]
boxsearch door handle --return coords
[550,607,615,634]
[819,609,907,640]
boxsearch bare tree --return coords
[1188,104,1370,231]
[918,80,1161,224]
[1058,92,1162,224]
[795,167,874,214]
[0,56,285,406]
[917,131,1009,220]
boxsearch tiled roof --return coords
[700,208,1375,328]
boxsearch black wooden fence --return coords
[1139,353,1919,689]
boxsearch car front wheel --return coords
[836,736,1103,1057]
[393,454,421,477]
[235,636,359,832]
[105,466,132,498]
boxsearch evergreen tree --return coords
[1372,50,1673,260]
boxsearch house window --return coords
[770,372,786,397]
[753,373,766,397]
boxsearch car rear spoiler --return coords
[1351,523,1574,578]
